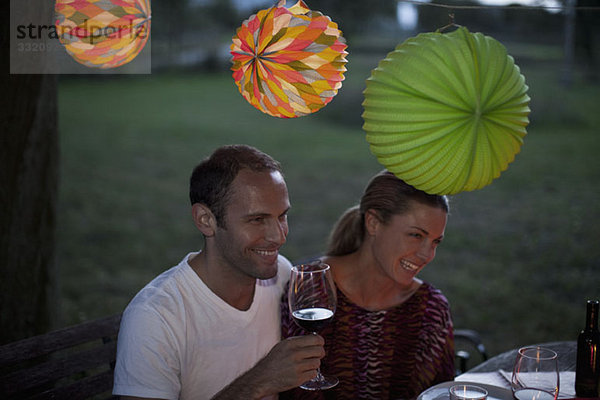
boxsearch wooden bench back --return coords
[0,313,122,400]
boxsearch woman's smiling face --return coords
[367,201,447,287]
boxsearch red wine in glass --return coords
[292,307,334,332]
[288,261,338,391]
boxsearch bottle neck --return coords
[585,300,599,331]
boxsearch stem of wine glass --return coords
[314,368,325,382]
[312,332,326,383]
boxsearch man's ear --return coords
[191,203,217,237]
[364,209,381,236]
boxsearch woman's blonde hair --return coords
[326,171,449,256]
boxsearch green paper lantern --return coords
[362,27,530,195]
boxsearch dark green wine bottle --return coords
[575,299,600,397]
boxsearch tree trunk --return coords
[0,1,58,344]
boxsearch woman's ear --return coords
[191,203,216,237]
[364,209,381,236]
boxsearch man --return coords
[113,145,324,400]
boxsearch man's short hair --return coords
[189,145,283,227]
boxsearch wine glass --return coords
[511,346,560,400]
[288,261,338,390]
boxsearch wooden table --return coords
[466,341,577,373]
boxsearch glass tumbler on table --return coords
[288,261,338,390]
[511,346,560,400]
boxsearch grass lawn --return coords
[57,44,599,358]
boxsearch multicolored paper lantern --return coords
[363,27,530,195]
[55,0,151,69]
[231,0,348,118]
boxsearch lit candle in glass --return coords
[449,384,488,400]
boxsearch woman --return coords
[281,171,455,399]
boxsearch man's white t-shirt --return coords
[113,252,292,400]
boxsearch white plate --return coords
[418,381,513,400]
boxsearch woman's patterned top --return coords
[281,282,455,400]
